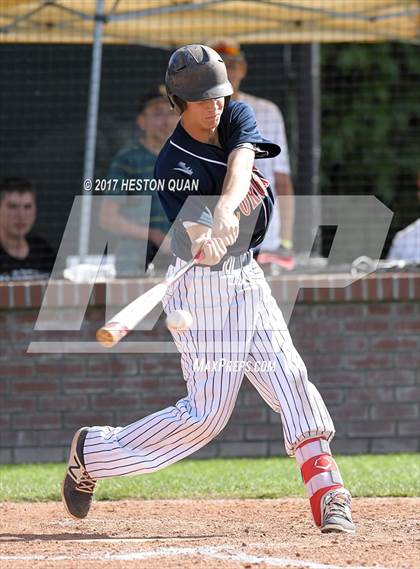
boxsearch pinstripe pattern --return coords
[84,259,334,478]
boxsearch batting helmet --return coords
[165,44,233,113]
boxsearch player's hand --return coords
[191,236,227,266]
[212,206,239,247]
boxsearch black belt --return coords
[208,250,253,272]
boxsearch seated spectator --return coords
[387,178,420,263]
[99,86,178,276]
[0,177,56,279]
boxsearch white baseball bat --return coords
[96,252,202,348]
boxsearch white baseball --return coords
[166,310,193,331]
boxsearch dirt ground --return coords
[0,498,419,569]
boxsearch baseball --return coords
[166,309,193,331]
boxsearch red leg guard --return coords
[296,437,344,527]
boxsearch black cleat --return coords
[61,427,97,519]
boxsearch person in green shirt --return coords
[99,86,178,276]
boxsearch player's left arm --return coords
[274,172,295,248]
[213,145,255,245]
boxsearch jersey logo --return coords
[173,161,194,176]
[238,168,269,217]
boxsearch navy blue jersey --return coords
[155,100,281,260]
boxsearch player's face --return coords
[185,97,225,130]
[0,191,36,239]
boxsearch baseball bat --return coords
[96,252,203,348]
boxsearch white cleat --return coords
[320,489,356,533]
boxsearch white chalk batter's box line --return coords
[0,542,397,569]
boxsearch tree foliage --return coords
[321,43,420,227]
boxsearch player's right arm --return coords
[213,146,255,245]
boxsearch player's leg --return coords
[62,262,252,518]
[243,261,355,533]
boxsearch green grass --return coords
[0,454,418,502]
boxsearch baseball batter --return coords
[62,45,355,534]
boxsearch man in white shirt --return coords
[387,181,420,262]
[209,38,295,269]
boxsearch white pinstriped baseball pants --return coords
[84,258,334,479]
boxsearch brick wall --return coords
[0,272,419,463]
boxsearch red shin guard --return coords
[296,437,344,526]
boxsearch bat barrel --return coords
[96,322,130,348]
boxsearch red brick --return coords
[322,389,345,404]
[365,369,415,386]
[382,277,393,300]
[38,396,88,412]
[0,364,33,378]
[30,284,44,307]
[345,320,389,333]
[329,404,369,420]
[219,441,268,457]
[0,397,36,412]
[36,363,84,376]
[415,275,420,298]
[330,439,369,454]
[397,420,420,436]
[344,354,394,370]
[367,277,377,299]
[0,285,9,308]
[0,430,38,446]
[332,287,346,302]
[0,414,11,428]
[304,354,342,371]
[13,379,59,394]
[348,421,395,437]
[62,377,112,393]
[92,283,106,305]
[216,424,243,441]
[346,387,394,403]
[348,279,363,301]
[370,338,418,351]
[93,394,141,409]
[12,286,26,308]
[245,424,280,441]
[371,403,418,420]
[371,438,419,453]
[64,412,114,428]
[316,372,364,387]
[395,321,420,332]
[398,277,410,299]
[232,407,268,424]
[13,414,62,429]
[395,353,420,368]
[367,304,392,315]
[395,387,420,402]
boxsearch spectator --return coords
[0,177,56,279]
[99,86,178,276]
[387,176,420,263]
[208,38,295,268]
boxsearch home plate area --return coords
[1,498,419,569]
